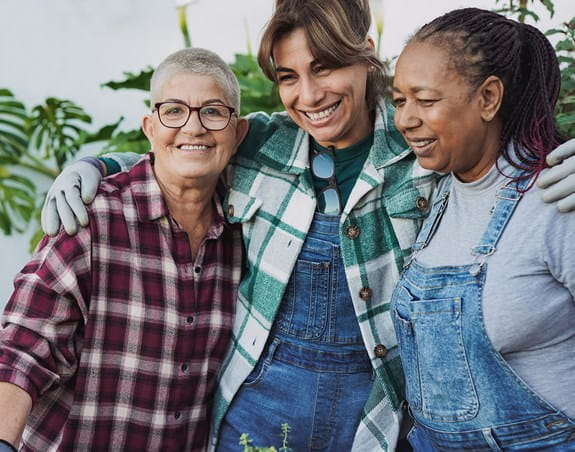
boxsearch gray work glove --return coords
[41,159,103,236]
[538,138,575,213]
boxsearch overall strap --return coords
[411,176,452,252]
[473,172,532,255]
[469,171,532,275]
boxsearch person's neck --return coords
[156,174,218,258]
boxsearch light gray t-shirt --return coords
[416,158,575,418]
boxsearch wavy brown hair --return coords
[258,0,387,112]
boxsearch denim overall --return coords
[218,212,372,451]
[391,175,575,451]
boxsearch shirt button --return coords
[359,287,372,301]
[181,363,188,372]
[227,205,235,217]
[186,316,194,324]
[346,224,360,239]
[174,412,181,420]
[416,196,429,211]
[374,344,388,358]
[194,266,201,274]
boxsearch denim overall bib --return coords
[391,175,575,451]
[218,212,372,451]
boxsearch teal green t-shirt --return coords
[310,132,374,213]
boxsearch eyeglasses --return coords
[310,146,341,215]
[153,101,236,131]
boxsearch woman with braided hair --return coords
[391,8,575,451]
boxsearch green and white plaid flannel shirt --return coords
[210,99,439,451]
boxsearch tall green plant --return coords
[0,89,34,235]
[0,89,120,246]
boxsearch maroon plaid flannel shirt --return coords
[0,154,243,451]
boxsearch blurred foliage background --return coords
[0,0,572,251]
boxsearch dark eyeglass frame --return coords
[153,101,236,131]
[310,146,342,215]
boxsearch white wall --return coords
[0,0,571,306]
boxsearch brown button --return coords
[416,196,429,211]
[345,224,360,239]
[359,287,372,301]
[401,400,408,411]
[227,205,235,217]
[374,344,388,358]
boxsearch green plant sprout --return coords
[239,423,291,452]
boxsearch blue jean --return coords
[392,174,575,451]
[217,213,373,451]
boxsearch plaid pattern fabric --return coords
[0,154,243,451]
[210,100,439,451]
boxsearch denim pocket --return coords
[393,304,422,411]
[407,425,440,452]
[276,236,332,340]
[393,286,478,422]
[243,339,279,387]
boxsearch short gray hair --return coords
[150,48,240,111]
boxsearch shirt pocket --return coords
[384,180,434,220]
[225,189,262,224]
[384,179,435,255]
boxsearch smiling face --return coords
[392,42,503,182]
[272,28,373,149]
[142,72,247,188]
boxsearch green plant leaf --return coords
[102,67,154,92]
[28,98,93,169]
[103,128,149,154]
[539,0,555,17]
[229,53,283,116]
[84,118,124,144]
[0,89,28,161]
[0,171,37,235]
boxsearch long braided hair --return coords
[409,8,566,176]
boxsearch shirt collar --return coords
[130,153,229,237]
[251,98,412,173]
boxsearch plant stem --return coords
[178,6,192,47]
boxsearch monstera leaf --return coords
[0,89,28,165]
[0,167,35,235]
[28,98,93,168]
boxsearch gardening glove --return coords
[539,138,575,213]
[41,158,103,236]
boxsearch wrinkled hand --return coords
[41,160,102,236]
[538,138,575,213]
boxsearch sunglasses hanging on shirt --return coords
[310,146,342,215]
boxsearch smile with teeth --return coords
[304,102,340,122]
[409,139,435,150]
[178,144,210,151]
